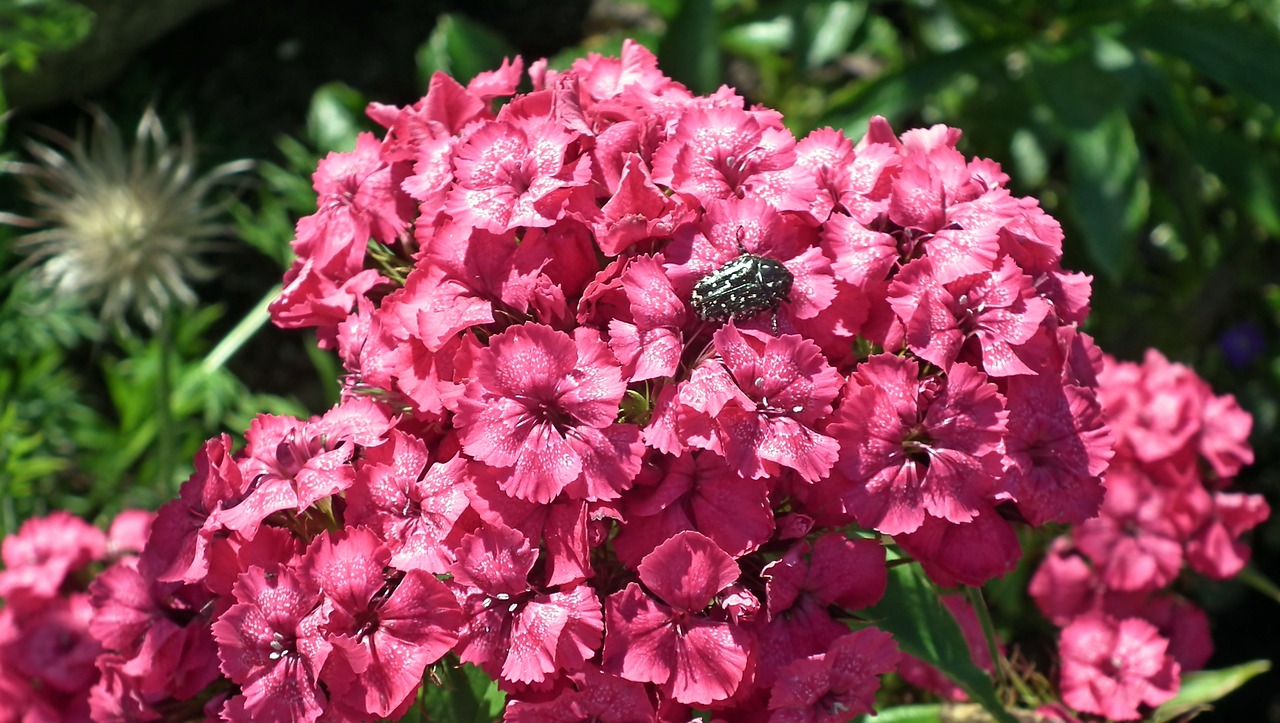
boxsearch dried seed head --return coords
[1,106,251,332]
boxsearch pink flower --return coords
[455,323,642,503]
[298,529,462,718]
[1074,465,1184,592]
[1197,392,1253,480]
[1001,373,1112,526]
[1100,349,1207,465]
[767,628,900,722]
[106,509,155,557]
[658,325,842,483]
[211,565,332,723]
[215,399,392,539]
[449,524,604,686]
[445,105,590,233]
[0,593,101,697]
[346,429,470,574]
[825,354,1007,535]
[503,667,657,722]
[1058,614,1180,720]
[1184,490,1270,579]
[602,531,754,706]
[0,510,105,608]
[1029,539,1099,626]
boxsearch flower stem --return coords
[965,585,1036,706]
[200,283,280,376]
[156,312,176,492]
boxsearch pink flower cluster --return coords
[0,41,1132,721]
[0,510,152,719]
[1031,349,1268,721]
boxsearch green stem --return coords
[156,312,176,492]
[1237,563,1280,606]
[201,283,280,376]
[965,585,1036,706]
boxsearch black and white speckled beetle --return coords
[690,251,794,328]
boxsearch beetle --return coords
[690,251,794,331]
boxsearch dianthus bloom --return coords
[0,39,1191,722]
[1030,350,1267,716]
[1058,614,1180,720]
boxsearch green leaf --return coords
[722,17,794,58]
[306,82,366,154]
[1063,107,1148,281]
[865,565,1015,723]
[821,40,1007,133]
[854,703,942,723]
[805,0,867,70]
[1152,660,1271,722]
[1236,564,1280,606]
[1183,119,1280,236]
[0,0,94,73]
[658,0,720,95]
[423,660,506,723]
[1121,8,1280,109]
[1031,42,1131,130]
[416,13,516,90]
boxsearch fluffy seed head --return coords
[1,107,250,331]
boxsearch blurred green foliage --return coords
[0,0,94,138]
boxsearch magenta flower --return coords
[1001,374,1112,526]
[295,132,408,280]
[612,451,775,566]
[767,628,900,722]
[215,399,392,540]
[886,255,1050,376]
[1058,614,1179,720]
[140,434,246,584]
[651,105,804,210]
[345,429,470,574]
[298,529,462,718]
[503,667,657,722]
[449,524,604,686]
[210,565,332,722]
[455,323,642,503]
[826,354,1007,535]
[755,534,887,686]
[602,531,754,706]
[658,325,842,483]
[465,461,603,586]
[88,560,219,699]
[445,106,590,234]
[896,510,1022,587]
[605,254,688,383]
[664,196,837,327]
[0,510,105,608]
